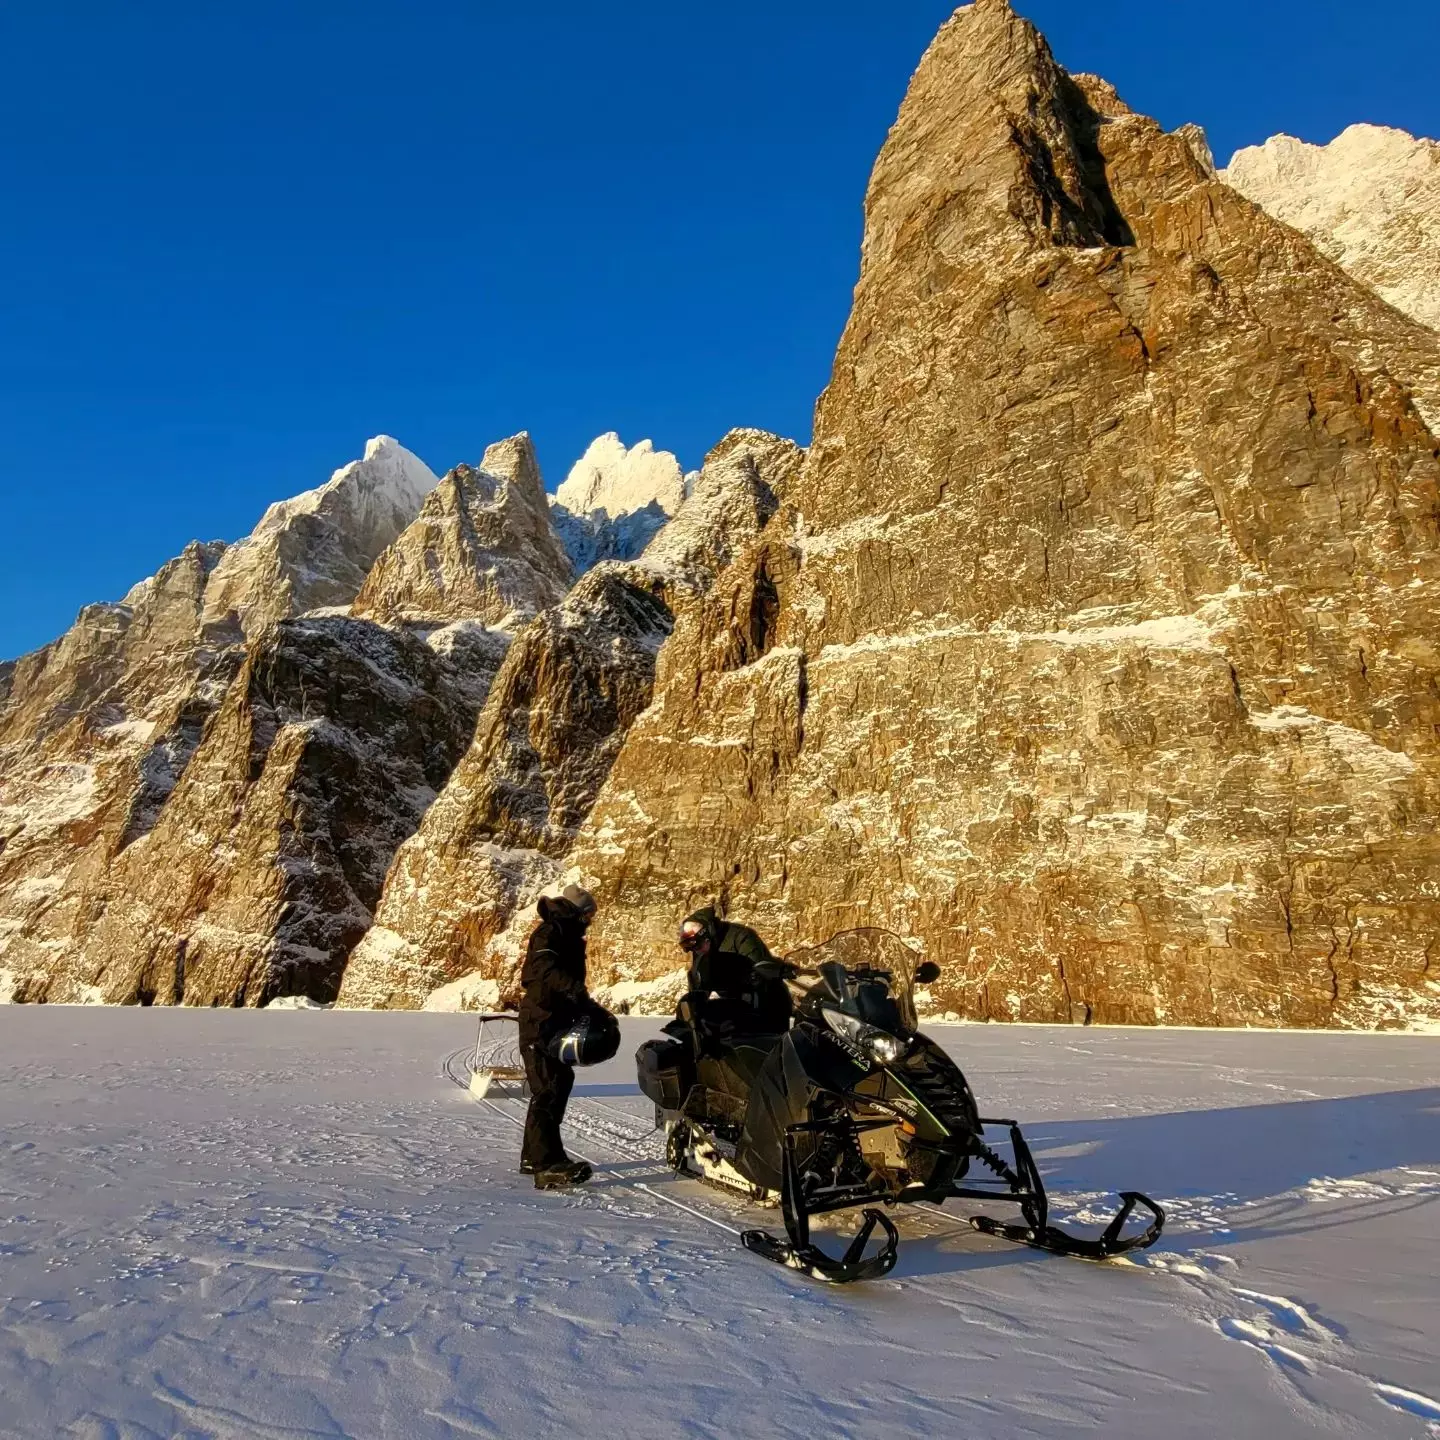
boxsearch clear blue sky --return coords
[2,1,1436,661]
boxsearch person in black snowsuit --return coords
[518,885,599,1189]
[677,906,792,1048]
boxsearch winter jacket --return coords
[684,907,792,1033]
[518,896,593,1049]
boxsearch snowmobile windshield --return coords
[784,929,929,1034]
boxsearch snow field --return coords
[0,1010,1435,1439]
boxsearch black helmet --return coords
[679,907,719,954]
[549,1008,621,1067]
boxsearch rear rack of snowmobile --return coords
[469,1012,528,1100]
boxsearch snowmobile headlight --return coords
[865,1031,905,1065]
[822,1006,906,1065]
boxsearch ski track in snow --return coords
[0,1012,1435,1439]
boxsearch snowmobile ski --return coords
[957,1118,1166,1260]
[740,1138,899,1283]
[966,1189,1165,1259]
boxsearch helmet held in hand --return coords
[549,1008,621,1067]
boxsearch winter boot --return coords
[533,1159,593,1190]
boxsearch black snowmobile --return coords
[637,929,1164,1284]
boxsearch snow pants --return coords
[520,1043,575,1170]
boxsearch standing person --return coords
[518,884,599,1189]
[678,906,792,1045]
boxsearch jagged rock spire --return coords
[353,434,571,628]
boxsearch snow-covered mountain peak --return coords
[1223,123,1440,330]
[363,434,404,462]
[200,436,440,636]
[553,433,688,519]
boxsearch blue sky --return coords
[2,0,1436,660]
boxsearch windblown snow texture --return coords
[0,1010,1435,1440]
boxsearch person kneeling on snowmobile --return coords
[518,884,617,1190]
[676,906,792,1052]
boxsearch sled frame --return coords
[469,1012,528,1100]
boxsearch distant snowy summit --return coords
[1224,123,1440,331]
[549,433,696,574]
[201,435,440,637]
[554,432,691,517]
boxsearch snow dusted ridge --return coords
[1223,124,1440,331]
[352,433,572,631]
[550,433,696,574]
[200,435,439,635]
[553,432,690,518]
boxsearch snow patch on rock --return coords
[1247,705,1416,777]
[421,973,502,1013]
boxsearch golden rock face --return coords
[568,2,1440,1028]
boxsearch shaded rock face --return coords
[566,0,1440,1030]
[1224,125,1440,332]
[12,617,482,1007]
[201,436,437,637]
[336,567,674,1009]
[336,428,797,1010]
[353,434,572,628]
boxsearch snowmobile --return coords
[637,929,1165,1284]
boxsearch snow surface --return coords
[1,1011,1435,1439]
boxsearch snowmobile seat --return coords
[692,1035,785,1116]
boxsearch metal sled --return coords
[469,1012,529,1100]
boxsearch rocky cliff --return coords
[201,435,438,637]
[0,540,239,1001]
[561,0,1440,1030]
[1224,124,1440,332]
[0,434,564,1005]
[336,429,799,1009]
[5,0,1439,1030]
[353,434,572,627]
